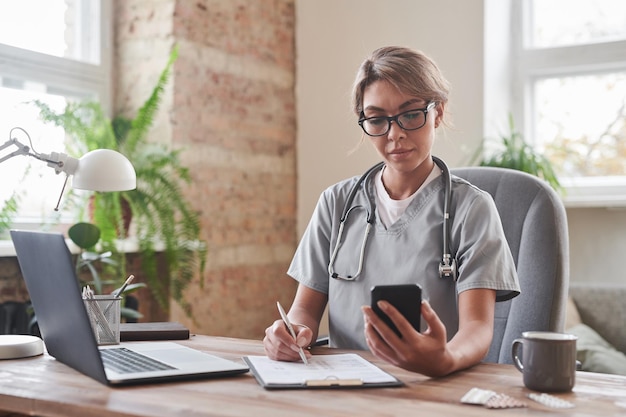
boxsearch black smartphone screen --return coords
[370,284,422,338]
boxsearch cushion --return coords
[564,296,582,330]
[567,323,626,376]
[569,285,626,354]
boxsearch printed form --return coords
[244,353,402,388]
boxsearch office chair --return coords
[451,166,569,364]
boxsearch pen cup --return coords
[83,295,121,345]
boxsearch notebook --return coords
[10,230,249,386]
[120,321,190,341]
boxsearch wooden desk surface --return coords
[0,335,624,417]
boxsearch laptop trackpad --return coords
[125,342,233,370]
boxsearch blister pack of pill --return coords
[528,393,575,409]
[461,387,527,409]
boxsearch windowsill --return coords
[0,240,18,257]
[560,177,626,209]
[0,237,144,257]
[563,195,626,209]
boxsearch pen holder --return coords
[83,295,121,345]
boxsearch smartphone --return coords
[370,284,422,338]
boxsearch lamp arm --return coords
[0,136,77,175]
[0,133,81,211]
[0,137,36,164]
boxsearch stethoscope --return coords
[327,155,457,281]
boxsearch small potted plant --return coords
[471,113,562,192]
[68,222,145,321]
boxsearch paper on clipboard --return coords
[243,353,403,389]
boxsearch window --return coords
[528,0,626,47]
[511,0,626,206]
[0,0,111,228]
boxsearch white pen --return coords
[114,275,135,297]
[276,301,309,365]
[103,275,134,315]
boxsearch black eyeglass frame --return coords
[358,101,436,137]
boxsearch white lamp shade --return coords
[72,149,137,191]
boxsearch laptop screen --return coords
[11,230,109,384]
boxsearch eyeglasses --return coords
[358,101,436,137]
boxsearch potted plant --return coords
[68,222,145,321]
[33,45,206,317]
[471,114,562,192]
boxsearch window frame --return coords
[510,0,626,208]
[0,0,112,227]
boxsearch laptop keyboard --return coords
[100,347,177,374]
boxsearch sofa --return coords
[565,283,626,375]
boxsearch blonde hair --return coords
[351,46,450,117]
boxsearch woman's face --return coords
[361,80,442,176]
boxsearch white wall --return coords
[567,208,626,285]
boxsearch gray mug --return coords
[512,331,578,392]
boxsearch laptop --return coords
[10,230,249,386]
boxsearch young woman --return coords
[263,46,520,377]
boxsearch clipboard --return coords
[243,353,403,389]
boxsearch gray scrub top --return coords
[287,165,520,350]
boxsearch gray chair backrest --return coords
[451,166,569,364]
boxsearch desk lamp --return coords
[0,127,136,358]
[0,127,136,210]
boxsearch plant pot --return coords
[88,195,132,237]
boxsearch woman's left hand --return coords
[362,300,455,377]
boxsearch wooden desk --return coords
[0,335,624,417]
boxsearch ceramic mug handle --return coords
[511,338,524,372]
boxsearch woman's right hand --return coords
[263,319,313,362]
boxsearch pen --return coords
[114,275,135,297]
[276,301,309,365]
[103,275,135,316]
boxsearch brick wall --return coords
[0,257,28,302]
[113,0,297,338]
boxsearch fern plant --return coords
[33,45,206,317]
[0,168,28,237]
[0,192,20,238]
